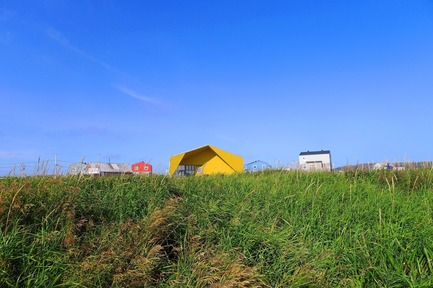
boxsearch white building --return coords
[83,162,132,176]
[299,150,332,171]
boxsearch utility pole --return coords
[54,154,57,175]
[20,163,25,177]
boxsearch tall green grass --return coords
[1,170,433,287]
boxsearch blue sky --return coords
[1,0,433,175]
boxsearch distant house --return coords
[84,162,132,176]
[299,150,332,171]
[374,162,405,171]
[67,162,87,175]
[131,161,152,174]
[374,162,389,170]
[169,144,244,176]
[244,160,272,172]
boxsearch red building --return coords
[131,161,152,174]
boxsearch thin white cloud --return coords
[46,27,122,74]
[0,8,13,21]
[47,28,164,108]
[0,150,37,160]
[0,9,13,46]
[113,85,162,106]
[0,31,12,45]
[46,127,111,138]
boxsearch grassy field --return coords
[1,169,433,287]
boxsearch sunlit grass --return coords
[1,169,433,287]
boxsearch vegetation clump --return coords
[1,170,433,287]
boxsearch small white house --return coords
[299,150,332,171]
[84,162,132,176]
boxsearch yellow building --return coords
[169,145,244,176]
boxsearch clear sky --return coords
[1,0,433,175]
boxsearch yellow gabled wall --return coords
[169,153,185,175]
[169,145,244,176]
[183,149,215,166]
[210,145,244,173]
[200,155,237,175]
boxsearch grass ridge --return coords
[1,170,433,287]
